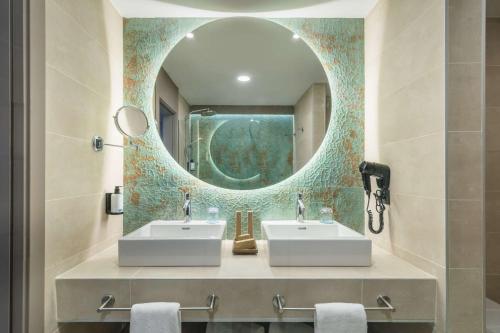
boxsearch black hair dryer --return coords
[359,161,391,234]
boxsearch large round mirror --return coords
[154,17,330,190]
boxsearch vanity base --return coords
[56,241,436,324]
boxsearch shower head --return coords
[190,108,217,117]
[201,109,216,117]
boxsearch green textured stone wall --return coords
[123,18,365,238]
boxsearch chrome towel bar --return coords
[96,294,218,313]
[272,294,396,314]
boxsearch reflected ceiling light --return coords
[186,32,194,39]
[292,33,300,40]
[237,75,251,82]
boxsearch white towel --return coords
[314,303,367,333]
[130,302,181,333]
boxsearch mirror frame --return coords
[114,105,150,138]
[123,17,365,238]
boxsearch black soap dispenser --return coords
[106,186,123,215]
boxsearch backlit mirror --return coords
[154,18,330,190]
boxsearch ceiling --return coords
[162,18,328,106]
[110,0,377,18]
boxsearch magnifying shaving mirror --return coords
[114,105,150,138]
[92,105,150,152]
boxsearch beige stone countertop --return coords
[56,241,437,323]
[58,241,434,280]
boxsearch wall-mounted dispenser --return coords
[106,186,123,215]
[359,161,391,234]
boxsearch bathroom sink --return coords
[118,220,226,266]
[261,220,371,267]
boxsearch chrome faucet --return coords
[296,193,305,223]
[183,193,191,223]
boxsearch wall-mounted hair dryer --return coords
[359,161,391,234]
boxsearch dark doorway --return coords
[159,102,177,161]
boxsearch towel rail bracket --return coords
[96,293,219,313]
[272,294,396,314]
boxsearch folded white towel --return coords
[130,302,181,333]
[314,303,367,333]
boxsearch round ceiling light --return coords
[237,75,251,82]
[292,33,300,40]
[186,32,194,39]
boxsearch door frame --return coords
[0,0,46,332]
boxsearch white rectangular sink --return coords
[261,220,371,267]
[119,220,226,267]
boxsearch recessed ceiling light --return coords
[186,32,194,39]
[292,33,300,40]
[237,75,251,82]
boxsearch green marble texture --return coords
[190,114,294,190]
[123,18,365,238]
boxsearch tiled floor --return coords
[487,298,500,333]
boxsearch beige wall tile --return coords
[448,0,483,63]
[448,269,484,333]
[46,66,112,141]
[486,191,500,232]
[380,133,445,199]
[486,15,500,301]
[365,1,445,99]
[45,133,123,200]
[365,0,440,63]
[51,0,123,53]
[447,132,483,200]
[487,108,500,151]
[389,194,445,267]
[487,18,500,65]
[46,0,113,95]
[487,232,500,274]
[486,275,500,303]
[362,279,436,321]
[374,67,445,144]
[487,66,500,107]
[488,0,500,18]
[448,200,483,269]
[448,63,483,131]
[45,194,122,270]
[487,151,500,192]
